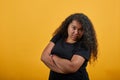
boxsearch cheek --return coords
[68,28,73,34]
[79,32,84,37]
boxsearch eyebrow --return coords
[71,24,82,30]
[71,25,76,27]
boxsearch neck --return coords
[66,38,76,43]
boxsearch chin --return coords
[72,38,77,41]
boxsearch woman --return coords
[41,13,98,80]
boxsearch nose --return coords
[74,30,79,35]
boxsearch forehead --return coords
[70,20,82,28]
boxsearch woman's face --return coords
[67,20,84,43]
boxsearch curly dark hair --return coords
[53,13,98,62]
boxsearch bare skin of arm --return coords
[52,54,85,74]
[41,42,64,73]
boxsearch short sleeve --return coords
[50,34,61,44]
[73,47,90,60]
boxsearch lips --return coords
[71,35,78,39]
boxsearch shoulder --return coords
[50,34,62,44]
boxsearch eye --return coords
[78,28,83,32]
[72,25,76,30]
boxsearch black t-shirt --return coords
[49,34,90,80]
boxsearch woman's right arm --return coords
[41,41,64,73]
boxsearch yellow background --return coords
[0,0,120,80]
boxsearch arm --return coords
[41,41,64,73]
[52,54,85,74]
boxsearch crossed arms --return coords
[41,41,85,74]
